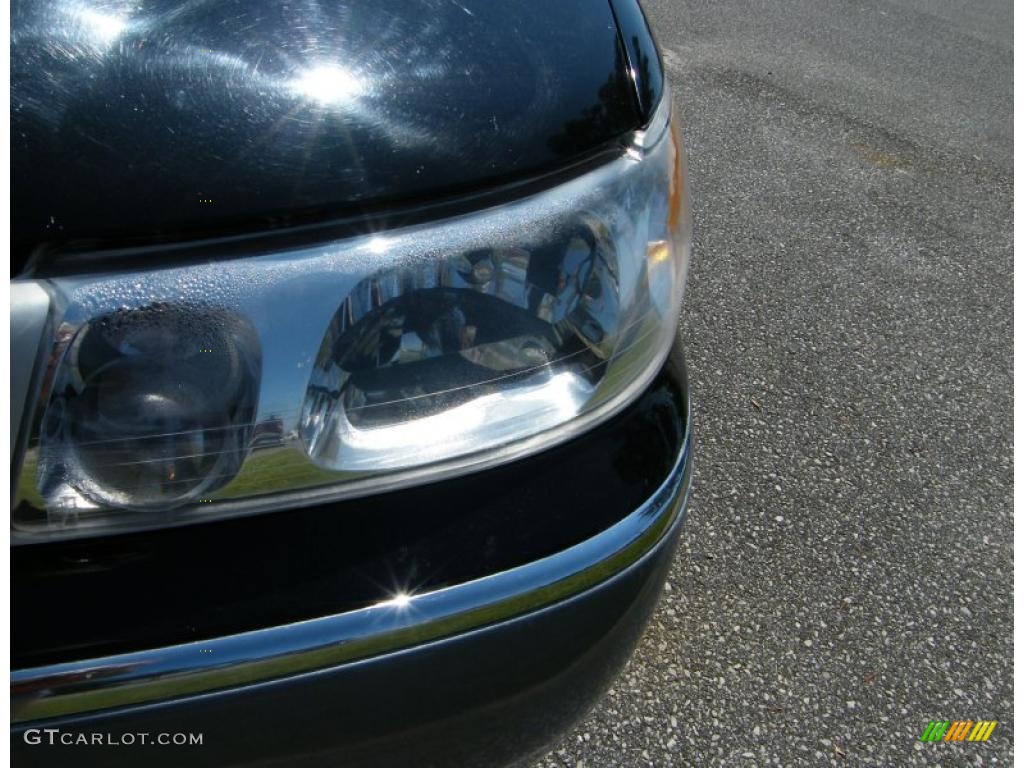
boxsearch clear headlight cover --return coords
[13,95,690,539]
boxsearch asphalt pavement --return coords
[537,1,1013,765]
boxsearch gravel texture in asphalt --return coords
[537,0,1013,765]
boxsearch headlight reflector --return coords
[302,216,628,472]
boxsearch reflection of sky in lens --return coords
[245,272,344,428]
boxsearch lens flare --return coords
[290,65,364,106]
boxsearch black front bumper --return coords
[12,346,692,768]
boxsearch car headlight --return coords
[12,94,690,539]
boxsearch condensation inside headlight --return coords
[13,95,690,537]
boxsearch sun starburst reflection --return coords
[289,64,364,106]
[378,591,416,609]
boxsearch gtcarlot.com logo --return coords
[23,729,203,746]
[920,720,997,743]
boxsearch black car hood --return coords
[12,0,641,267]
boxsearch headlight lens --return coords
[39,303,262,511]
[12,94,690,539]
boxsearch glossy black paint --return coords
[608,0,665,119]
[11,505,684,768]
[13,352,687,669]
[12,0,642,273]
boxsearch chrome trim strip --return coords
[12,417,690,723]
[10,282,51,462]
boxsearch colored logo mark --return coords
[920,720,997,742]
